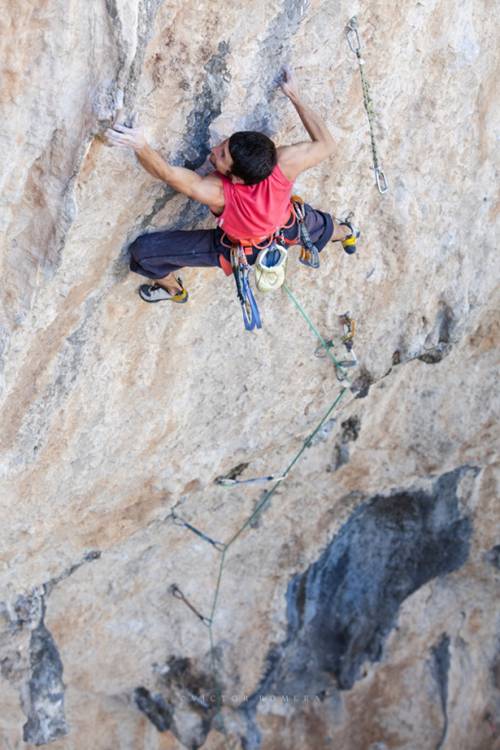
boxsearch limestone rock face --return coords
[0,0,499,748]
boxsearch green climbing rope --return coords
[283,283,349,375]
[204,386,348,743]
[169,285,353,746]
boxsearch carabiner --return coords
[169,584,212,626]
[375,167,389,194]
[170,513,226,552]
[335,364,350,383]
[345,18,361,54]
[240,268,262,331]
[314,340,335,359]
[337,351,358,369]
[215,474,285,487]
[340,313,356,344]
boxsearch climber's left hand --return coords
[106,124,147,151]
[280,65,300,100]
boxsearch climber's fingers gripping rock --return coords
[105,123,146,152]
[280,65,299,100]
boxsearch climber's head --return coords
[209,131,277,185]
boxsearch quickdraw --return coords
[230,244,262,332]
[171,511,226,552]
[293,196,359,260]
[169,584,212,626]
[226,208,296,330]
[215,472,286,487]
[345,17,389,194]
[315,312,358,380]
[292,196,321,268]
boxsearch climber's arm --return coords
[277,67,335,181]
[135,143,224,207]
[105,125,224,209]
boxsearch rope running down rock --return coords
[169,285,352,745]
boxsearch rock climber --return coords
[106,67,353,303]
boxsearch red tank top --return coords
[215,164,293,241]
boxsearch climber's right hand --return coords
[105,124,147,152]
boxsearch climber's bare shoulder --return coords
[277,141,334,182]
[182,170,225,213]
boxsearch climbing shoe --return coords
[139,278,189,303]
[339,219,360,255]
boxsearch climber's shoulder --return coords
[277,139,335,181]
[188,170,225,212]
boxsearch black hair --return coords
[228,131,277,185]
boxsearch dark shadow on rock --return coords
[134,687,173,732]
[134,655,219,748]
[238,466,476,746]
[111,40,231,281]
[485,545,500,570]
[418,302,455,364]
[183,41,231,171]
[23,621,68,745]
[431,633,450,750]
[351,367,373,399]
[248,0,310,133]
[330,415,361,472]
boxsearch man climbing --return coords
[106,67,355,304]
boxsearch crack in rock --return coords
[22,616,68,746]
[44,549,102,598]
[100,0,166,122]
[134,686,174,731]
[11,593,68,746]
[245,0,311,133]
[183,40,231,171]
[329,415,361,472]
[418,302,456,365]
[1,551,101,745]
[485,545,500,570]
[125,0,167,111]
[431,633,450,750]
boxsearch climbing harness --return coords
[169,584,212,626]
[345,16,389,194]
[225,195,360,330]
[230,244,262,331]
[224,205,294,328]
[294,196,360,261]
[314,312,358,376]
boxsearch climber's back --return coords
[214,163,293,241]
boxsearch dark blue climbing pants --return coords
[129,204,334,279]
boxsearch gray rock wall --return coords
[0,0,498,748]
